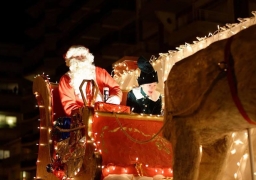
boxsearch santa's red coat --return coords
[59,67,122,116]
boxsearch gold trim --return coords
[99,125,171,155]
[81,107,94,139]
[94,112,164,121]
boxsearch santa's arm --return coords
[58,74,83,116]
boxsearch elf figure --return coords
[126,56,162,115]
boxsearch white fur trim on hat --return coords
[64,45,94,66]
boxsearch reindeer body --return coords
[163,24,256,180]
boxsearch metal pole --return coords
[247,128,255,180]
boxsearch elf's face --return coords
[141,82,157,96]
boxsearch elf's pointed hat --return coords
[137,56,158,86]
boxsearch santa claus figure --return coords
[59,45,122,116]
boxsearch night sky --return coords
[0,1,25,44]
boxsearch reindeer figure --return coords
[163,24,256,180]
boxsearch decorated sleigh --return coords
[33,57,173,180]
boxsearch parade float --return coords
[33,11,256,180]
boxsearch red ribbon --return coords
[224,37,256,125]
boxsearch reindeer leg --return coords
[172,120,201,180]
[198,135,231,180]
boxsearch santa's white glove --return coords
[106,95,121,104]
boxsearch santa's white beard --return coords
[68,60,96,99]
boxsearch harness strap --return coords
[224,36,256,125]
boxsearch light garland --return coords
[113,11,256,94]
